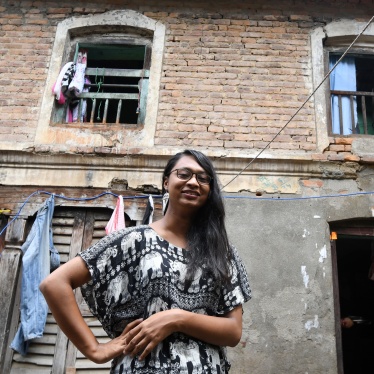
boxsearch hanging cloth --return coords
[68,49,88,96]
[11,195,60,355]
[142,195,154,224]
[52,61,75,104]
[330,55,358,135]
[105,195,126,234]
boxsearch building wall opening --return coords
[331,224,374,374]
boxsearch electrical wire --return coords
[0,191,160,236]
[2,18,374,237]
[220,15,374,191]
[3,188,374,237]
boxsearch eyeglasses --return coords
[169,168,212,185]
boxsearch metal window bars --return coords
[64,68,149,125]
[330,90,374,134]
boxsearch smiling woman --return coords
[40,149,251,374]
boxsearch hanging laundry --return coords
[68,49,88,96]
[11,195,60,356]
[60,63,76,98]
[142,195,154,224]
[52,61,75,104]
[70,76,91,122]
[105,195,126,234]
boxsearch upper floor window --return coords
[329,53,374,135]
[35,10,165,149]
[53,42,151,126]
[310,20,374,151]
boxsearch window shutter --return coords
[10,209,113,374]
[137,45,152,125]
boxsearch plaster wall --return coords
[224,171,374,373]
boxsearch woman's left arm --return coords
[124,306,243,360]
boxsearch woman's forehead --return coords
[173,155,205,171]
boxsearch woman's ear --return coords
[163,177,169,192]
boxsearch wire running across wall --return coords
[2,189,374,237]
[220,15,374,191]
[2,18,374,237]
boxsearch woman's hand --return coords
[123,310,180,361]
[122,306,242,361]
[341,317,354,329]
[88,319,143,364]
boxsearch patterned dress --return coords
[78,225,251,374]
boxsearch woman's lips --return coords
[182,190,200,198]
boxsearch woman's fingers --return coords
[125,335,155,360]
[119,318,143,338]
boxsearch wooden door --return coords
[10,207,131,374]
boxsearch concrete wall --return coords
[225,168,374,373]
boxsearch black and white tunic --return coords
[78,225,251,374]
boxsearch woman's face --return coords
[164,155,211,213]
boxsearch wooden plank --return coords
[137,78,149,125]
[53,227,73,235]
[51,327,68,374]
[30,335,58,345]
[79,92,138,100]
[53,236,72,245]
[0,249,22,374]
[4,218,28,246]
[52,210,87,374]
[59,253,70,263]
[65,209,95,370]
[68,211,86,258]
[85,68,150,78]
[75,359,111,369]
[12,353,53,365]
[27,345,55,355]
[10,366,52,373]
[52,217,75,225]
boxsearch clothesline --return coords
[1,189,374,237]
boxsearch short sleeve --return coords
[77,226,143,336]
[217,246,251,315]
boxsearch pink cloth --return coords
[105,196,126,234]
[52,61,74,104]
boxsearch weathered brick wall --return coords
[0,0,372,153]
[158,13,316,151]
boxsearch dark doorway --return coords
[333,235,374,374]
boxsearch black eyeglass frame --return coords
[169,168,212,185]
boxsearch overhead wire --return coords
[2,18,374,237]
[2,188,374,237]
[220,15,374,190]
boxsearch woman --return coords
[40,149,251,373]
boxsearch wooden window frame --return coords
[53,41,153,128]
[327,50,374,136]
[34,10,166,149]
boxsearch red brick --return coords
[335,137,353,145]
[344,154,360,162]
[300,179,323,188]
[329,144,345,152]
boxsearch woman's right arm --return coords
[39,256,142,364]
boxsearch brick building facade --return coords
[1,1,374,373]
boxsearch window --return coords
[310,20,374,150]
[329,53,374,135]
[35,10,165,148]
[53,43,152,127]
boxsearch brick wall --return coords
[0,0,372,153]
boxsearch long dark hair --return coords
[162,149,232,284]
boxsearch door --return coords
[331,221,374,374]
[10,207,135,374]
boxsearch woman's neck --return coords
[149,209,194,249]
